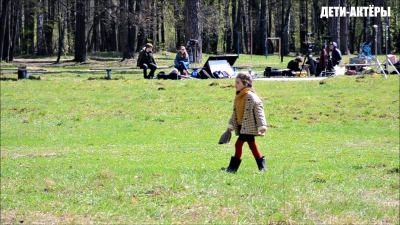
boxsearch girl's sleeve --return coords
[228,100,236,130]
[254,100,267,131]
[174,54,179,67]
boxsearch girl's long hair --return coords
[179,46,188,59]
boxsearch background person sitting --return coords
[174,46,190,75]
[137,43,158,79]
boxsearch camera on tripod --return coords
[304,33,314,54]
[188,39,198,46]
[305,42,314,54]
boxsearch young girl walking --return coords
[222,72,268,173]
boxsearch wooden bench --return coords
[1,68,47,79]
[90,66,172,79]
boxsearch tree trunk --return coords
[185,0,201,62]
[282,0,291,55]
[339,0,349,54]
[56,0,67,63]
[312,0,321,44]
[363,0,371,44]
[130,0,139,54]
[91,0,100,52]
[267,0,274,54]
[232,0,238,54]
[23,0,35,54]
[74,0,86,62]
[382,1,391,54]
[8,1,20,62]
[243,0,250,54]
[258,0,268,56]
[0,0,11,61]
[136,0,146,51]
[300,0,307,54]
[119,0,130,60]
[45,0,55,55]
[99,0,111,51]
[209,0,219,54]
[127,0,135,56]
[2,1,10,61]
[280,0,284,59]
[174,3,182,49]
[372,0,382,54]
[328,0,340,47]
[66,0,74,53]
[160,0,165,49]
[37,0,48,56]
[348,0,357,54]
[223,0,232,53]
[234,0,243,54]
[151,0,157,52]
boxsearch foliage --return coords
[1,0,399,63]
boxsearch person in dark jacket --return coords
[329,42,342,67]
[137,43,158,79]
[287,56,303,72]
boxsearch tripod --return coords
[300,50,314,77]
[370,53,387,78]
[382,23,400,76]
[372,25,387,78]
[382,56,400,75]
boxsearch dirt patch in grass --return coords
[12,153,58,159]
[1,210,94,225]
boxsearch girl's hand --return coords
[227,128,233,132]
[259,129,266,134]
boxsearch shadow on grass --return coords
[88,75,127,81]
[0,77,18,81]
[0,75,44,81]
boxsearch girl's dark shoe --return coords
[256,156,266,171]
[221,156,242,173]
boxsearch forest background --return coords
[0,0,399,64]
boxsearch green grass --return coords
[0,54,399,224]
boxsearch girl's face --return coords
[235,78,247,91]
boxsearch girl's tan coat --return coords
[228,92,267,136]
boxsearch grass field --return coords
[1,53,399,224]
